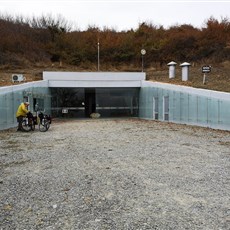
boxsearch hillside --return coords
[0,15,230,92]
[0,61,230,93]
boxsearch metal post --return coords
[142,55,144,72]
[203,73,206,84]
[97,40,100,71]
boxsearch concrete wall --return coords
[43,71,145,88]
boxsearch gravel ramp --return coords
[0,118,229,229]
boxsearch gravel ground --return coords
[0,118,229,230]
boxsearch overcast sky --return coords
[1,0,230,31]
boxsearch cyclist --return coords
[16,102,30,131]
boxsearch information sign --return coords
[202,66,211,73]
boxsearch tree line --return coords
[0,14,230,69]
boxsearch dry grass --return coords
[146,61,230,92]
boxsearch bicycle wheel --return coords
[39,119,50,132]
[45,121,51,131]
[21,119,32,132]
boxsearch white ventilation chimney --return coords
[180,62,191,81]
[167,61,177,79]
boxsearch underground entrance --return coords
[51,87,140,118]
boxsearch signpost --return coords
[202,65,211,73]
[202,65,211,84]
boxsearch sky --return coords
[0,0,230,31]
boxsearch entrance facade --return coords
[43,71,145,118]
[51,87,139,118]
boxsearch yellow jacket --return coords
[16,103,29,117]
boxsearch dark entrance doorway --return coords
[85,88,96,117]
[50,87,139,118]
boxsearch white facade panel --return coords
[43,71,145,88]
[48,80,142,88]
[43,71,145,81]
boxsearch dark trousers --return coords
[17,116,24,130]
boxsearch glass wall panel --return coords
[51,88,85,118]
[0,95,7,129]
[96,88,139,117]
[172,91,181,121]
[139,87,156,119]
[0,84,51,130]
[207,98,218,126]
[219,99,230,127]
[6,92,14,124]
[180,92,189,122]
[139,83,230,131]
[138,87,148,118]
[188,94,197,123]
[197,96,208,124]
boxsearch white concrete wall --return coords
[43,72,145,88]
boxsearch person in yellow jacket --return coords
[16,102,30,131]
